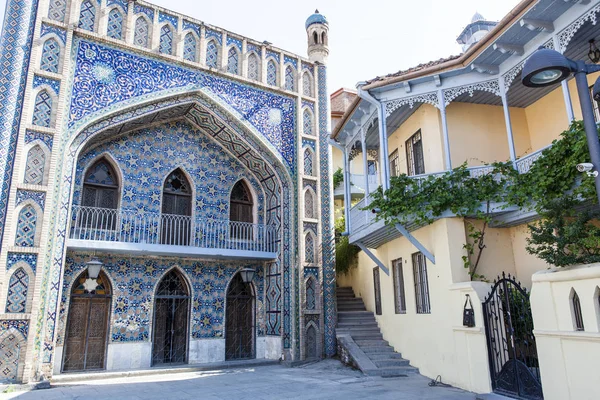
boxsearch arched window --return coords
[305,324,317,358]
[267,60,277,86]
[304,190,315,219]
[303,109,314,136]
[82,159,119,210]
[24,145,46,185]
[78,0,97,32]
[134,16,150,48]
[161,169,192,245]
[159,24,174,55]
[305,233,315,264]
[32,90,53,128]
[48,0,67,22]
[183,33,197,62]
[572,289,585,331]
[247,53,260,81]
[5,268,29,313]
[306,277,316,310]
[230,181,253,223]
[321,32,327,44]
[284,65,295,91]
[40,38,61,73]
[313,32,318,45]
[107,8,124,40]
[304,148,314,177]
[227,47,239,75]
[15,205,37,247]
[303,72,313,97]
[206,40,219,68]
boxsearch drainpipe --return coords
[329,138,351,235]
[357,82,390,192]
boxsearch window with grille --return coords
[161,169,192,245]
[392,258,406,314]
[589,85,600,123]
[389,149,400,177]
[81,159,119,231]
[373,267,382,315]
[406,130,425,176]
[367,160,377,176]
[230,180,253,241]
[571,290,584,331]
[412,252,430,314]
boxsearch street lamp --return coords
[239,267,256,283]
[522,46,600,204]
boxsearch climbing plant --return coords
[333,167,343,189]
[334,215,360,275]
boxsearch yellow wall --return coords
[464,219,517,280]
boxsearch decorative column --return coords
[376,107,390,192]
[360,128,370,200]
[437,89,452,170]
[499,80,517,164]
[553,35,575,122]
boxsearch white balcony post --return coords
[499,79,517,164]
[360,128,370,201]
[343,148,353,232]
[377,106,391,192]
[438,89,452,170]
[553,35,576,122]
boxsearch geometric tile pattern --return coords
[159,25,173,55]
[40,38,60,73]
[40,23,66,44]
[267,60,278,86]
[304,190,315,219]
[47,0,67,22]
[205,28,222,44]
[227,47,239,75]
[206,39,219,68]
[0,332,21,382]
[284,65,295,91]
[107,0,128,12]
[302,138,316,150]
[284,55,297,69]
[32,90,53,128]
[134,16,149,48]
[247,53,259,81]
[303,72,312,97]
[182,20,200,36]
[158,11,177,26]
[303,108,314,136]
[6,252,37,274]
[183,33,197,62]
[0,320,28,337]
[304,233,315,263]
[227,36,242,51]
[78,0,97,32]
[57,252,265,343]
[305,275,316,310]
[14,205,36,247]
[24,130,53,150]
[107,8,124,40]
[134,3,154,20]
[6,267,29,313]
[15,190,45,210]
[303,148,314,176]
[23,145,46,185]
[33,75,60,94]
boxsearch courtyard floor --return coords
[1,359,475,400]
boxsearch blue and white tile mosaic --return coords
[205,28,222,44]
[134,3,154,20]
[227,36,242,50]
[0,320,28,338]
[33,75,60,94]
[40,23,66,44]
[107,0,128,12]
[182,20,200,35]
[158,11,178,27]
[24,130,53,150]
[6,252,37,274]
[284,55,297,68]
[15,190,45,209]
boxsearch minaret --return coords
[456,12,497,52]
[306,9,329,64]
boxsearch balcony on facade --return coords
[333,174,379,200]
[67,206,278,260]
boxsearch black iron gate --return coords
[225,273,255,360]
[482,273,543,400]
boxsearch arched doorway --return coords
[161,169,192,246]
[230,180,254,240]
[225,272,255,360]
[152,269,190,366]
[62,270,112,372]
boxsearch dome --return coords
[471,12,485,23]
[305,9,328,29]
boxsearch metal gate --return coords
[225,273,255,360]
[482,273,543,400]
[152,269,190,366]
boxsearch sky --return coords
[0,0,522,94]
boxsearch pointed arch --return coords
[230,179,254,224]
[284,64,296,91]
[78,0,98,32]
[266,59,278,86]
[24,143,50,185]
[154,266,191,297]
[321,32,327,44]
[106,7,125,40]
[134,15,150,48]
[40,37,61,73]
[82,157,120,209]
[32,89,55,128]
[312,31,319,45]
[225,270,256,360]
[161,168,192,246]
[304,188,316,219]
[303,147,315,177]
[305,276,318,310]
[5,267,31,313]
[48,0,67,22]
[183,32,198,62]
[0,328,27,382]
[305,321,319,359]
[302,71,313,97]
[571,288,584,331]
[159,24,175,55]
[227,46,240,75]
[206,39,220,69]
[14,204,38,247]
[247,52,260,81]
[303,108,314,136]
[304,231,316,264]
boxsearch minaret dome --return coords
[306,9,329,64]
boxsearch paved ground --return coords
[1,359,475,400]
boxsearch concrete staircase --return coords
[336,287,418,377]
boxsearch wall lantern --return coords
[240,267,256,283]
[86,257,103,280]
[589,39,600,64]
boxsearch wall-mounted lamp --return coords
[240,267,256,283]
[589,39,600,64]
[85,257,103,280]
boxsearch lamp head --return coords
[239,267,256,283]
[85,257,103,280]
[522,47,573,88]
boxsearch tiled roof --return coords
[364,54,461,86]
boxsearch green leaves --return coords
[333,167,343,189]
[334,215,360,275]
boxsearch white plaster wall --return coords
[265,336,281,360]
[53,346,63,376]
[188,338,225,364]
[106,342,152,371]
[256,336,265,359]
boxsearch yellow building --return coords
[330,2,600,400]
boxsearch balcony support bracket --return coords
[355,242,389,276]
[394,223,436,264]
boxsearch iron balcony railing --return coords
[69,205,278,253]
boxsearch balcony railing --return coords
[69,206,278,254]
[515,145,550,174]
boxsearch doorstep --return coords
[475,393,515,400]
[52,358,279,383]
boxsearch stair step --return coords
[361,345,395,354]
[346,328,382,335]
[367,353,404,360]
[364,366,418,377]
[354,339,389,347]
[337,322,378,328]
[338,307,367,312]
[337,311,374,317]
[351,332,383,340]
[373,359,410,368]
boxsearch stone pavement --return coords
[1,359,476,400]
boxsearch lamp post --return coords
[522,47,600,205]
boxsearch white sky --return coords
[1,0,522,94]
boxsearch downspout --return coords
[356,83,390,192]
[329,138,351,236]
